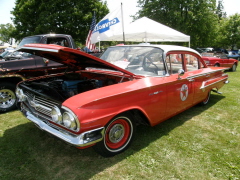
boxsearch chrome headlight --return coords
[16,87,27,102]
[63,112,77,130]
[50,105,80,131]
[62,106,80,131]
[51,106,62,123]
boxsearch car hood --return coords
[18,44,135,76]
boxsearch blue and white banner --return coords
[90,7,122,44]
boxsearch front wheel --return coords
[93,112,136,157]
[0,82,17,113]
[230,63,237,72]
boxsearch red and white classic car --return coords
[16,44,229,157]
[202,53,238,71]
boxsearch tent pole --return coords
[121,3,125,43]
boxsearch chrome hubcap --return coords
[108,124,125,143]
[0,89,16,108]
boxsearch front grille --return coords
[23,89,61,121]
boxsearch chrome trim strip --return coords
[200,76,228,89]
[187,69,229,79]
[25,111,104,147]
[21,46,59,52]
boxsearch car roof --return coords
[111,44,202,57]
[23,34,72,38]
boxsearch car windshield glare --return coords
[100,46,166,76]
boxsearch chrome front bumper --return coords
[25,111,104,147]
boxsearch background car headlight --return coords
[62,112,77,130]
[51,106,62,123]
[16,87,26,101]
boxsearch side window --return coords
[185,54,199,71]
[166,53,183,74]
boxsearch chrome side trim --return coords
[200,76,228,89]
[186,69,229,79]
[25,111,104,147]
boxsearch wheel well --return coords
[128,109,151,126]
[0,77,23,85]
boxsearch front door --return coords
[165,53,194,116]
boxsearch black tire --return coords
[230,63,237,72]
[214,64,220,67]
[200,91,210,105]
[0,82,17,113]
[93,112,136,157]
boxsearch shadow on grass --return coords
[0,94,224,180]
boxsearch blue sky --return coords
[0,0,240,25]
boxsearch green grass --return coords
[0,70,240,180]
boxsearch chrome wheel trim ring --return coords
[0,89,16,108]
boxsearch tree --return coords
[135,0,219,47]
[216,13,240,49]
[216,0,226,20]
[0,23,16,44]
[11,0,109,45]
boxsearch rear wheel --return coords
[93,112,136,157]
[200,91,210,105]
[0,83,17,113]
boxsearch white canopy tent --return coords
[100,17,190,46]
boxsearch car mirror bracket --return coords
[178,69,185,79]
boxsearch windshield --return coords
[100,46,166,76]
[17,36,42,48]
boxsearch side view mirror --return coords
[178,69,185,79]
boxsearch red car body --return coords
[202,54,238,71]
[16,44,229,157]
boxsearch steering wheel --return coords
[142,56,159,74]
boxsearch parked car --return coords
[16,44,229,157]
[202,53,238,71]
[227,51,240,60]
[0,34,78,113]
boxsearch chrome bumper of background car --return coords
[25,111,104,147]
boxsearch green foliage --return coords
[216,13,240,49]
[135,0,219,47]
[0,23,15,44]
[11,0,109,44]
